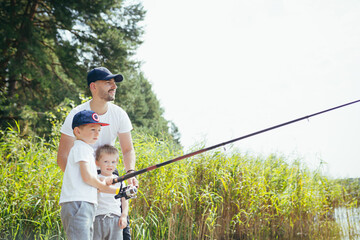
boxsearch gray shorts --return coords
[60,201,96,240]
[93,214,123,240]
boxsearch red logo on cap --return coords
[92,113,100,122]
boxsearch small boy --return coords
[93,144,129,240]
[59,110,119,240]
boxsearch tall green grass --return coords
[131,139,345,239]
[0,122,63,239]
[0,123,358,239]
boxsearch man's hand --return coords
[127,176,139,188]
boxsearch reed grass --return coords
[0,122,63,239]
[0,123,358,239]
[131,139,346,240]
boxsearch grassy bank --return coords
[0,124,358,239]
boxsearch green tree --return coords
[115,70,180,143]
[0,0,179,143]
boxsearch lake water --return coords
[335,207,360,240]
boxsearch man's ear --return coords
[89,82,97,91]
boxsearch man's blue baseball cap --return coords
[87,67,123,86]
[72,110,110,129]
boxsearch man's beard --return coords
[100,90,116,101]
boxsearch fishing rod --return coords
[113,99,360,197]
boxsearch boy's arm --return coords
[121,198,129,218]
[118,198,129,229]
[79,161,117,193]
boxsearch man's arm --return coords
[118,132,138,187]
[57,133,75,172]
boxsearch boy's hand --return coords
[118,216,128,229]
[105,177,113,185]
[98,178,107,192]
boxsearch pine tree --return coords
[0,0,179,143]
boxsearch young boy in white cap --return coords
[59,110,121,240]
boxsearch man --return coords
[57,67,137,240]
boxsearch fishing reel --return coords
[115,185,138,200]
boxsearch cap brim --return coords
[104,74,123,82]
[90,123,110,127]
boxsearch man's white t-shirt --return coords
[95,174,123,217]
[60,100,133,150]
[59,140,98,205]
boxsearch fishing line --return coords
[113,99,360,184]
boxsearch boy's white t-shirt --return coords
[60,100,133,150]
[59,140,98,205]
[95,174,123,217]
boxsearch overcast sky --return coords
[134,0,360,178]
